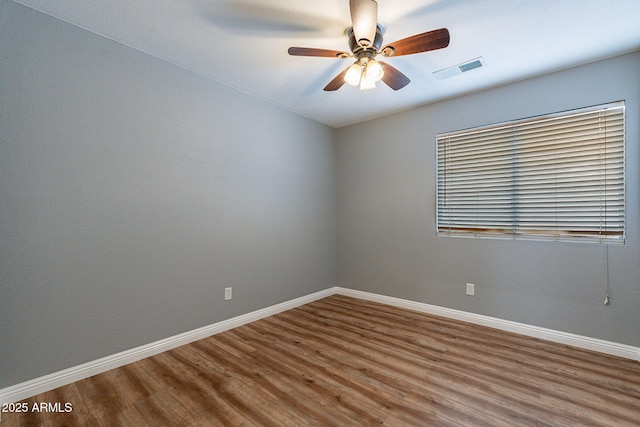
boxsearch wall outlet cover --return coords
[466,283,475,296]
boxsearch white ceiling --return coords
[12,0,640,128]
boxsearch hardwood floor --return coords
[3,295,639,426]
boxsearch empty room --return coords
[1,0,639,425]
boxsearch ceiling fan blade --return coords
[381,28,450,57]
[349,0,378,48]
[379,61,410,90]
[288,47,350,58]
[324,67,350,91]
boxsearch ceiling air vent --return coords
[433,57,485,80]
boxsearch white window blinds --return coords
[436,102,625,243]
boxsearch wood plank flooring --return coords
[3,295,639,426]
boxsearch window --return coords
[436,102,625,243]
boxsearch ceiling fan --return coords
[288,0,450,91]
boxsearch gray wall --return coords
[2,0,639,392]
[336,52,640,347]
[0,1,336,388]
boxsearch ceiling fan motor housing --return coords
[348,25,384,56]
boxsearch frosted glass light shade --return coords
[359,74,376,90]
[344,63,363,86]
[366,59,384,82]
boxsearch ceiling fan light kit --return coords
[344,26,385,90]
[344,54,385,90]
[288,0,450,92]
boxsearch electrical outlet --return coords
[224,287,232,301]
[466,283,475,296]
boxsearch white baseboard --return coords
[2,285,638,406]
[0,287,337,406]
[335,287,640,362]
